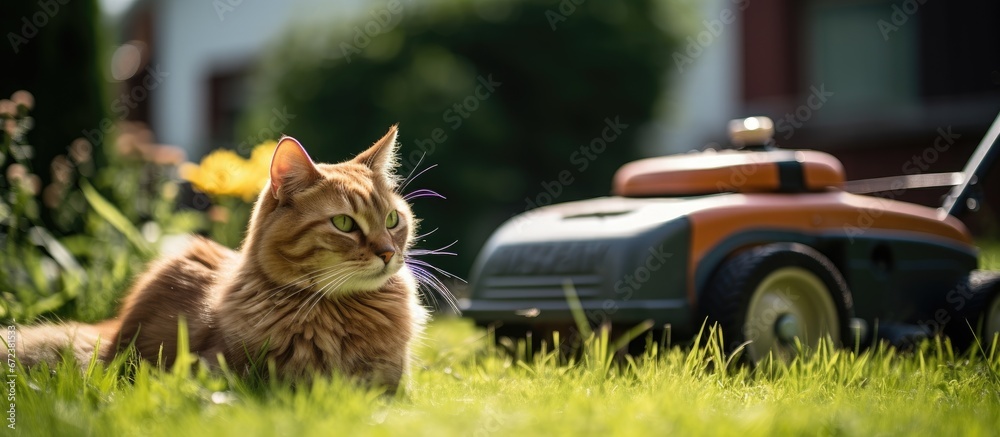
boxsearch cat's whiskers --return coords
[290,266,358,320]
[413,227,439,241]
[406,258,463,281]
[402,239,463,312]
[403,189,445,202]
[290,278,338,323]
[397,155,459,314]
[292,268,361,322]
[396,152,427,194]
[260,263,345,302]
[252,264,353,327]
[406,242,461,281]
[301,271,361,322]
[397,163,437,195]
[407,263,459,312]
[291,286,329,324]
[407,240,458,257]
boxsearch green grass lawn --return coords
[8,249,1000,437]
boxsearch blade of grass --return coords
[562,279,592,339]
[80,179,154,258]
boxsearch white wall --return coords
[150,0,364,155]
[641,0,741,156]
[147,0,738,158]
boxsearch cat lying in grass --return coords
[17,126,443,391]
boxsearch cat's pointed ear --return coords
[270,136,321,202]
[354,124,400,183]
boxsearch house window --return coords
[207,67,251,152]
[803,0,919,113]
[803,0,1000,109]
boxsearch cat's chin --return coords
[332,276,393,294]
[319,263,402,294]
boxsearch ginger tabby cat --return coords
[16,126,429,391]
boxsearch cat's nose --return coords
[378,250,395,265]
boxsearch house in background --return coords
[118,0,1000,233]
[732,0,1000,233]
[118,0,366,154]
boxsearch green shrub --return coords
[0,0,109,212]
[0,96,201,323]
[242,0,681,280]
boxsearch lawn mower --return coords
[461,113,1000,360]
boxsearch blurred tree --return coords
[0,0,109,230]
[243,0,679,282]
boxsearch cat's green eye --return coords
[332,215,356,232]
[385,210,399,229]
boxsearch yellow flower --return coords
[248,140,277,176]
[181,141,277,201]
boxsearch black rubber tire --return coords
[945,270,1000,352]
[700,243,855,362]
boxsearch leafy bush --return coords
[0,93,200,323]
[242,0,681,279]
[0,0,109,206]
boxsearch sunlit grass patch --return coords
[9,244,1000,436]
[9,312,1000,436]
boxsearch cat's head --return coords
[246,126,416,294]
